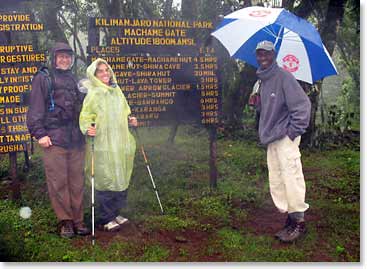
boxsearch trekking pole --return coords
[132,127,164,214]
[91,123,96,246]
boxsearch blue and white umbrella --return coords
[211,6,338,84]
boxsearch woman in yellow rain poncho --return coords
[79,58,137,232]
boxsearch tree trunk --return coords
[223,63,257,130]
[107,0,122,17]
[167,0,199,144]
[320,0,345,55]
[167,123,179,144]
[42,0,68,43]
[96,0,123,18]
[219,2,257,132]
[163,0,174,18]
[58,12,87,64]
[300,83,318,146]
[181,0,198,19]
[303,0,346,146]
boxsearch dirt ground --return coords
[0,165,359,262]
[71,196,337,262]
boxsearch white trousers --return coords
[267,135,309,214]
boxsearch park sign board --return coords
[88,18,221,127]
[0,13,44,32]
[0,13,46,154]
[90,18,213,54]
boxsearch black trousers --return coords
[96,189,128,225]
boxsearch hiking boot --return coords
[115,215,129,225]
[274,215,292,239]
[59,220,75,238]
[279,220,307,243]
[103,220,120,232]
[74,222,90,236]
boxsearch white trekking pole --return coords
[133,127,164,214]
[91,123,96,245]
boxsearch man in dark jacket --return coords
[255,40,311,243]
[27,42,89,238]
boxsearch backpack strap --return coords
[249,79,262,107]
[37,67,55,112]
[253,79,261,95]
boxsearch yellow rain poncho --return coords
[79,58,136,191]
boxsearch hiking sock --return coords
[289,212,305,222]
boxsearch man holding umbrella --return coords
[254,40,311,243]
[211,5,338,244]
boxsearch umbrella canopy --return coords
[211,6,338,84]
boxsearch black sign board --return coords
[0,14,44,31]
[88,18,221,127]
[0,13,45,154]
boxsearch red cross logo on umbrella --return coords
[282,54,300,73]
[248,10,272,17]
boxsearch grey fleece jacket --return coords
[257,61,311,145]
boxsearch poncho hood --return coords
[85,58,118,92]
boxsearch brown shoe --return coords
[274,215,292,239]
[59,220,75,238]
[74,222,90,236]
[279,220,307,243]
